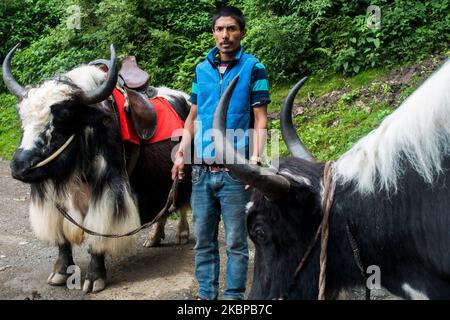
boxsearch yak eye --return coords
[252,225,267,243]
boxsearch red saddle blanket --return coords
[112,88,184,145]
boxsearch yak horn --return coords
[281,77,316,162]
[212,76,290,201]
[2,43,26,99]
[80,45,118,105]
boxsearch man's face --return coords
[213,16,246,55]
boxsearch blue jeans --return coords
[190,165,250,300]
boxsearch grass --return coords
[268,96,393,162]
[265,65,396,162]
[269,67,391,112]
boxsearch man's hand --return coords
[171,151,185,180]
[245,158,261,189]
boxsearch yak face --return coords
[247,157,324,299]
[3,44,118,184]
[11,80,81,182]
[10,67,110,183]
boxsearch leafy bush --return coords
[245,14,312,82]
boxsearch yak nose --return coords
[10,148,33,180]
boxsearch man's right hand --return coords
[171,151,185,180]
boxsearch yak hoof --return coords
[143,236,162,248]
[47,272,68,286]
[82,278,106,294]
[92,278,106,293]
[176,231,189,245]
[82,279,91,293]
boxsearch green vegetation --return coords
[270,96,394,161]
[0,94,20,159]
[0,0,449,160]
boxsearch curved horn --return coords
[81,44,118,105]
[2,43,26,99]
[88,59,110,67]
[212,76,290,201]
[281,77,316,162]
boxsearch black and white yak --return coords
[212,60,450,299]
[2,44,191,293]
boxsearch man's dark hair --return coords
[212,6,246,30]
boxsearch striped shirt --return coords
[189,53,271,108]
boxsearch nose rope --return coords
[31,134,75,169]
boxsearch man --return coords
[171,6,270,300]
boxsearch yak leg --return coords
[83,250,106,293]
[176,204,190,245]
[47,241,74,286]
[143,204,190,247]
[143,214,168,247]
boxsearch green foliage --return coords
[138,0,214,37]
[316,0,449,76]
[0,0,448,160]
[1,0,448,93]
[0,94,20,160]
[245,14,311,82]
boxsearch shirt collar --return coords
[207,46,245,65]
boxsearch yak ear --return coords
[277,171,321,216]
[81,104,111,127]
[292,184,322,217]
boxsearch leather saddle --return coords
[89,56,189,176]
[89,57,157,141]
[119,56,149,90]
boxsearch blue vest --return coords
[194,46,259,162]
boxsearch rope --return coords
[288,161,337,300]
[318,160,336,300]
[346,224,371,300]
[55,177,179,238]
[288,161,369,300]
[293,224,322,278]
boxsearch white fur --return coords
[157,86,190,102]
[335,60,450,194]
[84,126,94,148]
[64,65,105,92]
[62,177,90,245]
[279,169,312,186]
[402,283,429,300]
[62,195,85,245]
[245,201,254,213]
[17,66,105,151]
[29,182,66,246]
[83,185,141,256]
[93,154,107,179]
[31,170,141,256]
[30,174,86,246]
